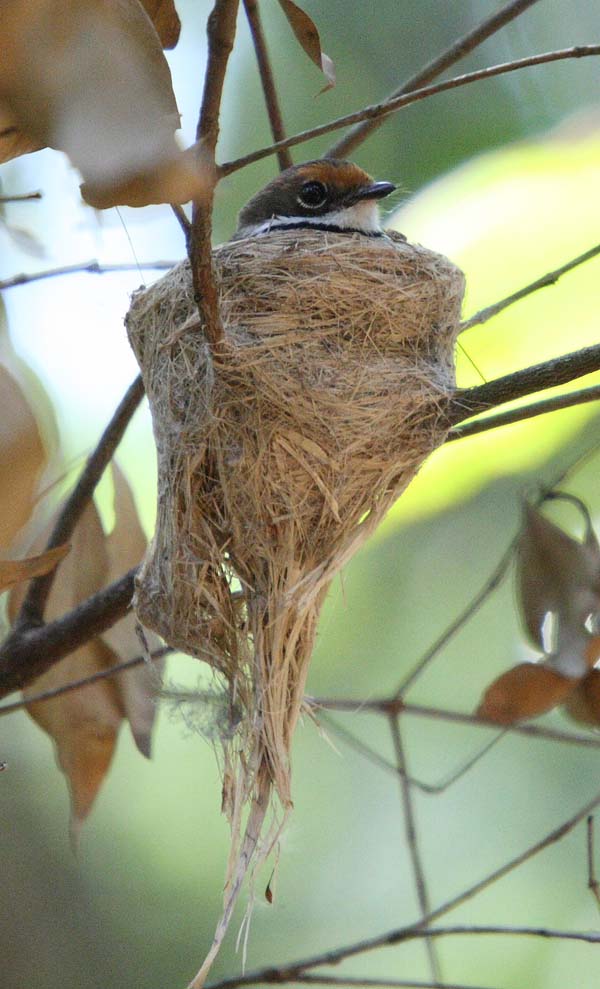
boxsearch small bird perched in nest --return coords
[234,158,396,240]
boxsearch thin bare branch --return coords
[243,0,292,171]
[219,46,600,176]
[0,569,137,698]
[462,243,600,331]
[205,788,600,988]
[327,0,540,158]
[0,646,171,717]
[394,924,600,945]
[190,0,240,349]
[294,977,498,989]
[448,385,600,441]
[388,716,441,982]
[0,261,176,291]
[447,342,600,426]
[311,698,600,752]
[16,375,144,628]
[587,816,600,910]
[0,191,42,203]
[171,204,191,240]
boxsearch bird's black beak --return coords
[349,181,396,204]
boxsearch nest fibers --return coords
[126,228,464,981]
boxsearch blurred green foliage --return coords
[2,3,600,988]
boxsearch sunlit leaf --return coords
[0,543,69,591]
[277,0,335,91]
[477,662,574,725]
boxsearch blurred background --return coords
[2,1,600,987]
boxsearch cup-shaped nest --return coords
[126,228,464,973]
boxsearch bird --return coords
[233,158,396,240]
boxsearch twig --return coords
[205,788,600,988]
[394,538,516,695]
[294,978,498,989]
[327,0,540,158]
[0,646,172,716]
[388,716,441,983]
[0,260,176,291]
[189,0,240,349]
[0,191,42,203]
[448,385,600,441]
[171,204,191,241]
[0,569,137,698]
[447,342,600,425]
[243,0,292,171]
[16,375,144,628]
[311,698,600,752]
[219,46,600,176]
[461,243,600,331]
[587,816,600,910]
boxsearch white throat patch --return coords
[236,199,382,239]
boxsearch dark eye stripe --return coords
[297,181,327,209]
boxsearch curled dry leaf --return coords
[9,466,161,834]
[477,662,575,725]
[0,362,46,552]
[564,666,600,729]
[0,0,203,207]
[139,0,181,48]
[0,542,69,592]
[277,0,335,91]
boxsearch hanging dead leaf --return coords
[0,0,204,207]
[101,464,163,758]
[139,0,181,48]
[277,0,335,91]
[10,474,161,833]
[563,660,600,729]
[0,542,69,591]
[477,662,575,725]
[0,362,46,552]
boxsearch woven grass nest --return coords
[126,228,464,978]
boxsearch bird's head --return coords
[234,158,396,240]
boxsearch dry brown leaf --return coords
[139,0,181,48]
[0,0,203,206]
[0,363,46,552]
[563,665,600,728]
[11,474,161,832]
[0,542,69,591]
[277,0,335,91]
[101,464,163,758]
[477,662,575,725]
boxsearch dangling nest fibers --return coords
[126,228,464,979]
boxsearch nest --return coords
[126,228,464,979]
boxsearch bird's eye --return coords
[297,181,327,209]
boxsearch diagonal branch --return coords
[448,384,600,441]
[0,569,137,698]
[447,342,600,426]
[16,375,144,628]
[243,0,292,171]
[219,46,600,176]
[461,242,600,331]
[0,261,176,291]
[205,788,600,988]
[388,716,441,982]
[327,0,540,159]
[189,0,240,349]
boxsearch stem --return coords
[243,0,292,171]
[327,0,541,159]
